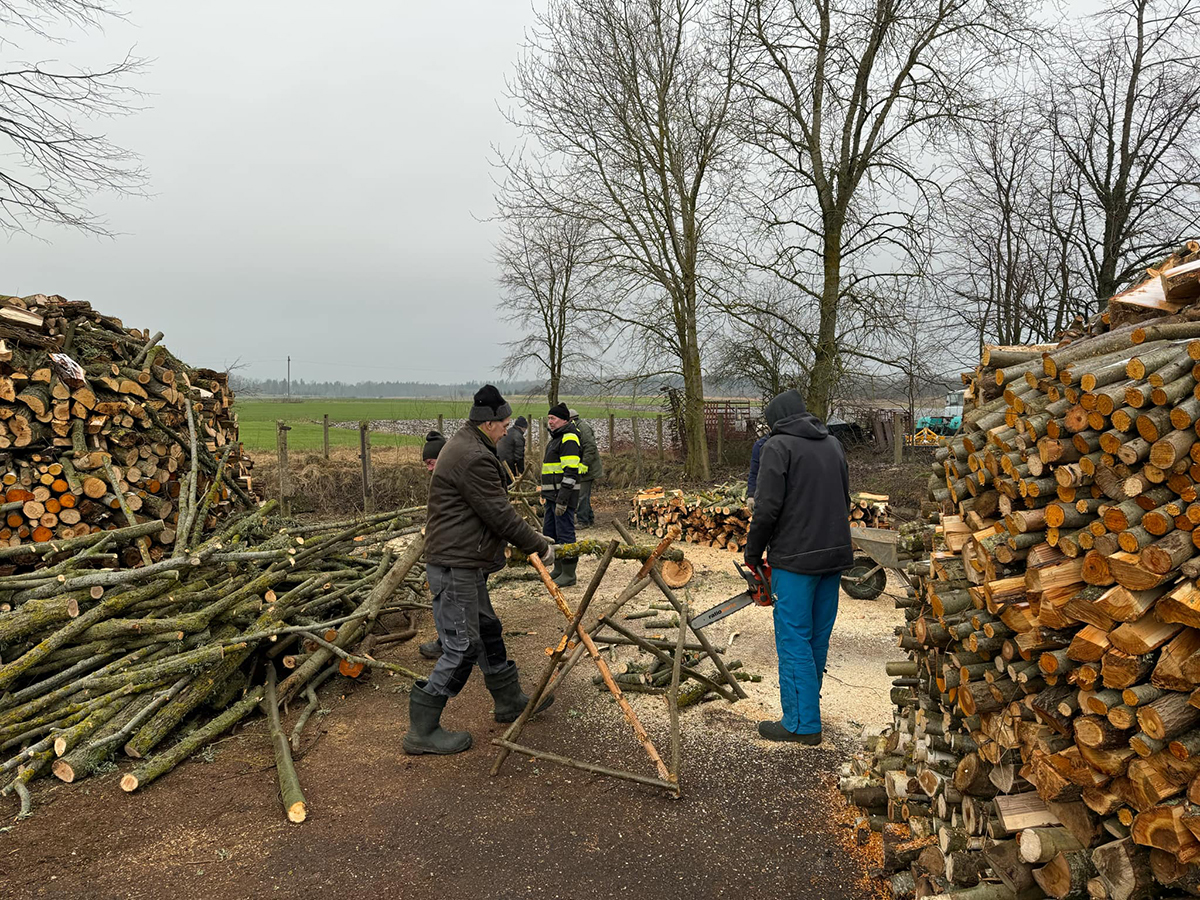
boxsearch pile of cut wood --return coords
[0,293,252,552]
[630,483,892,552]
[0,502,429,823]
[843,242,1200,899]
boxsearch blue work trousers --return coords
[542,503,576,545]
[772,569,840,734]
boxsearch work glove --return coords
[555,494,568,517]
[744,550,763,572]
[747,496,756,513]
[540,542,556,570]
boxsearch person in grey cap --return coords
[404,385,556,755]
[497,415,528,478]
[418,429,449,660]
[570,409,602,528]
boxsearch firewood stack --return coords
[631,484,893,552]
[0,293,253,559]
[842,243,1200,899]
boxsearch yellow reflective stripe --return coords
[560,454,581,467]
[562,433,580,445]
[542,463,565,473]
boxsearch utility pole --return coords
[287,356,291,400]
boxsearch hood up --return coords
[764,389,830,440]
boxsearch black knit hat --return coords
[422,430,446,461]
[548,402,570,420]
[469,384,513,422]
[514,416,528,429]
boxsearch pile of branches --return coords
[842,245,1200,899]
[0,502,429,823]
[0,293,252,549]
[631,483,895,552]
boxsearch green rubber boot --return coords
[402,682,473,755]
[552,557,577,588]
[484,662,554,723]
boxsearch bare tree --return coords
[940,102,1092,347]
[0,0,144,233]
[1044,0,1200,303]
[733,0,1034,420]
[884,287,970,434]
[501,0,741,479]
[709,300,807,404]
[494,204,597,407]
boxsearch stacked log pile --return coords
[0,293,252,554]
[842,246,1200,898]
[0,502,429,822]
[631,484,893,551]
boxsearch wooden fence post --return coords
[359,421,374,512]
[608,413,616,457]
[656,414,664,462]
[437,413,444,435]
[322,413,329,460]
[632,416,643,483]
[716,411,725,466]
[276,420,291,517]
[541,418,549,460]
[893,411,904,465]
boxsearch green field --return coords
[235,396,663,452]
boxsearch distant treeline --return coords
[230,375,699,399]
[230,373,951,403]
[229,378,548,399]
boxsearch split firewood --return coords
[841,241,1200,899]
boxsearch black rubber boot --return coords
[418,638,443,660]
[549,558,563,580]
[552,558,577,588]
[402,682,473,755]
[758,720,821,745]
[484,662,554,723]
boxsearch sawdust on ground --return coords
[485,513,905,748]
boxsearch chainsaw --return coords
[691,560,773,630]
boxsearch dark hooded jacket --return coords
[744,391,853,575]
[425,423,549,572]
[496,423,526,476]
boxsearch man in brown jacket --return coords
[403,385,556,755]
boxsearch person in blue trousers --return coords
[745,433,769,511]
[743,389,853,745]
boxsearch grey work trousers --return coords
[424,564,509,697]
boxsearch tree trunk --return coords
[680,334,709,480]
[806,225,843,421]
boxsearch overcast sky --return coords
[2,1,535,383]
[2,1,1104,387]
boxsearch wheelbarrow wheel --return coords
[842,558,887,601]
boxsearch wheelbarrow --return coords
[841,526,912,602]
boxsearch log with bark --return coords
[0,502,430,822]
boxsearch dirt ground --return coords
[0,498,903,900]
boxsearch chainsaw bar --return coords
[691,591,754,630]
